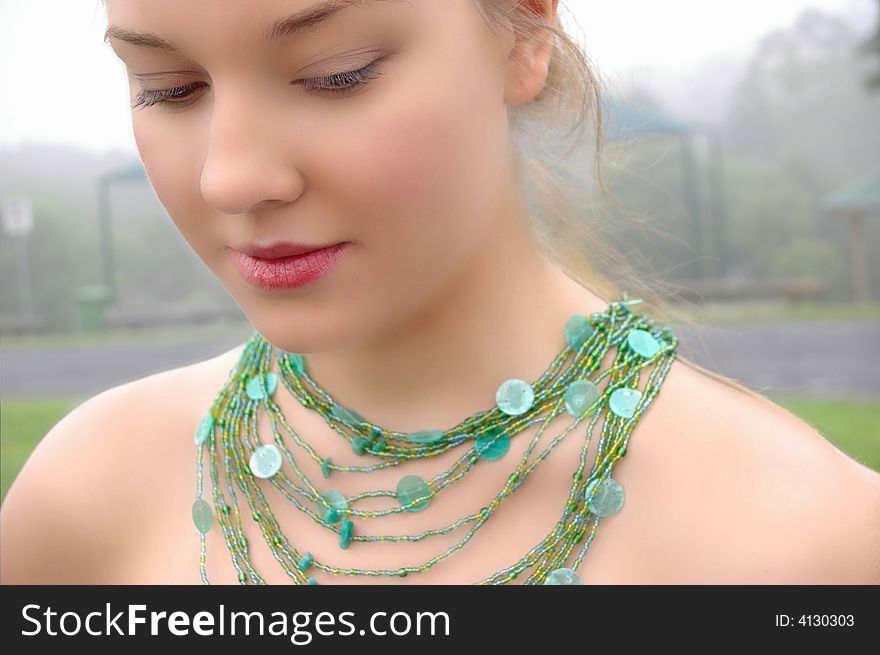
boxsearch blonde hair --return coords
[474,0,772,402]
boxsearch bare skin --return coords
[1,0,879,584]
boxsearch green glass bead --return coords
[249,443,282,478]
[245,372,277,399]
[370,436,386,453]
[496,378,535,416]
[194,413,214,446]
[297,552,314,571]
[396,474,432,512]
[325,507,340,524]
[565,314,594,350]
[544,567,583,585]
[320,490,349,523]
[321,457,332,478]
[405,429,445,444]
[609,387,642,419]
[307,577,319,585]
[331,404,366,427]
[238,572,247,584]
[286,352,305,375]
[352,437,370,455]
[564,378,601,416]
[339,519,354,549]
[475,427,510,461]
[627,328,661,358]
[192,499,212,534]
[585,477,625,516]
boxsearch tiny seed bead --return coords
[194,293,678,584]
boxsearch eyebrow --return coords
[103,0,382,52]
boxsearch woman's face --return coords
[105,0,519,353]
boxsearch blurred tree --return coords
[860,0,880,91]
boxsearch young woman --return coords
[1,0,877,585]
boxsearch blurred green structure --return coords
[74,162,149,332]
[821,167,880,303]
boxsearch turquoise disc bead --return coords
[564,379,601,417]
[320,490,349,523]
[307,577,319,585]
[585,477,625,516]
[544,567,582,585]
[192,499,213,534]
[564,314,594,350]
[475,427,510,461]
[396,474,432,512]
[609,387,642,419]
[331,404,366,427]
[627,328,661,358]
[194,412,214,446]
[405,429,445,444]
[339,519,354,549]
[245,371,277,399]
[249,444,282,478]
[321,457,332,478]
[496,378,535,416]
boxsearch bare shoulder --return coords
[622,356,880,584]
[0,341,246,584]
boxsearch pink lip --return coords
[227,242,350,290]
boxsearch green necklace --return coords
[191,293,679,585]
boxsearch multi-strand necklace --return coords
[191,293,679,585]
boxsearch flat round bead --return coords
[307,577,319,585]
[192,499,213,534]
[396,474,432,512]
[245,372,277,399]
[331,404,366,427]
[627,328,661,358]
[405,429,445,444]
[585,477,625,516]
[496,378,535,416]
[544,567,583,585]
[564,314,594,350]
[320,489,349,524]
[194,412,214,446]
[339,519,354,549]
[321,457,332,478]
[609,387,642,419]
[564,379,601,417]
[249,443,282,478]
[475,427,510,461]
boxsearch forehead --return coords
[104,0,419,58]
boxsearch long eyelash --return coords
[133,58,387,110]
[298,59,385,96]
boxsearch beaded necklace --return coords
[191,293,679,585]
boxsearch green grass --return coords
[0,397,84,501]
[767,394,880,471]
[686,300,880,324]
[1,394,877,504]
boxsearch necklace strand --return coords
[192,294,679,584]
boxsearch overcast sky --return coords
[0,0,872,153]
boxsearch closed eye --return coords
[132,57,388,110]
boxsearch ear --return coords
[503,0,560,106]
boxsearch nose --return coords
[199,86,306,215]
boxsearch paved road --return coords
[1,320,878,399]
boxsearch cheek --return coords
[331,75,506,261]
[132,114,216,255]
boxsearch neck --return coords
[296,198,611,433]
